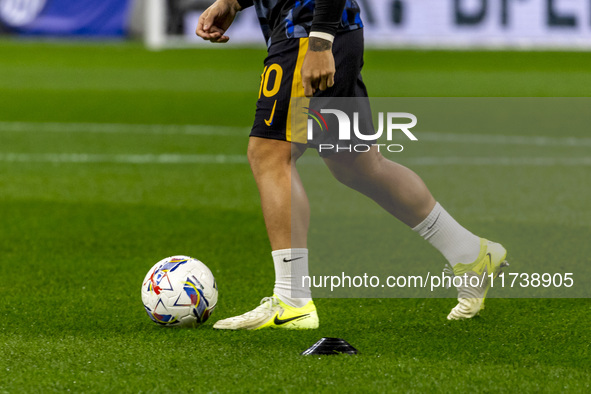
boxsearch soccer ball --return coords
[141,255,218,327]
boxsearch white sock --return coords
[412,202,481,266]
[272,248,312,308]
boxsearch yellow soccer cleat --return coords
[213,295,319,330]
[447,239,509,320]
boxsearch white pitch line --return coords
[0,121,247,136]
[0,153,248,164]
[402,156,591,166]
[418,132,591,147]
[1,153,590,166]
[1,121,591,147]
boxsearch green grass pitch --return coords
[0,39,590,392]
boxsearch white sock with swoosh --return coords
[412,202,481,266]
[272,248,311,308]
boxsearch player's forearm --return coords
[310,0,347,47]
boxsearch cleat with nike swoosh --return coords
[213,295,319,330]
[447,239,509,320]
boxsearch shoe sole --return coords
[214,311,319,330]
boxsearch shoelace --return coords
[443,263,454,289]
[457,272,489,299]
[259,296,279,310]
[232,297,279,320]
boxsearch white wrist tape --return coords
[309,31,335,43]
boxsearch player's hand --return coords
[301,37,336,97]
[196,0,241,43]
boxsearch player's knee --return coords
[246,142,259,167]
[327,150,384,189]
[327,161,366,189]
[247,143,267,173]
[247,138,291,174]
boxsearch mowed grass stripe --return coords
[1,152,590,166]
[0,153,249,164]
[0,121,247,136]
[419,131,591,147]
[2,121,591,147]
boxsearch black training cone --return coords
[301,337,358,355]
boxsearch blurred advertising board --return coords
[182,0,591,49]
[0,0,131,37]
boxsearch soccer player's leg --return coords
[213,38,319,330]
[213,138,318,330]
[319,29,508,320]
[323,147,509,319]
